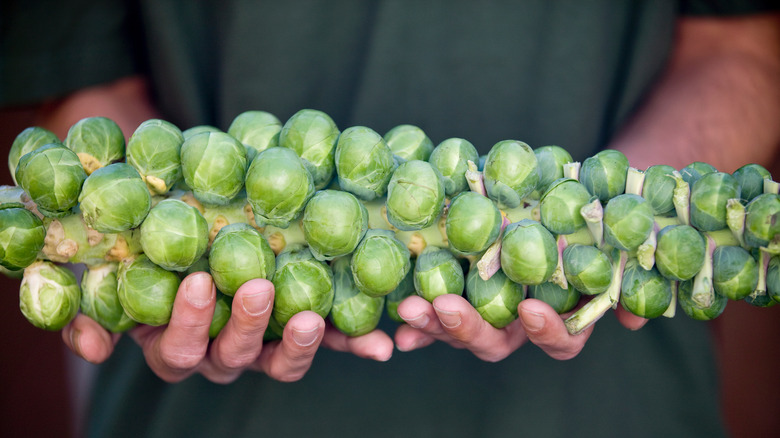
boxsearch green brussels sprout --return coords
[500,219,558,285]
[678,279,727,321]
[768,256,780,303]
[539,178,591,235]
[140,199,209,272]
[654,225,706,281]
[227,110,282,163]
[78,163,152,233]
[445,191,502,255]
[385,160,446,231]
[116,254,181,326]
[562,244,613,295]
[15,143,87,217]
[245,147,315,228]
[466,266,524,328]
[642,165,678,215]
[744,293,777,308]
[384,124,434,163]
[603,194,655,251]
[744,193,780,248]
[413,246,465,302]
[209,292,233,338]
[712,245,758,301]
[689,172,741,232]
[483,140,539,209]
[0,206,46,271]
[428,138,479,197]
[64,116,125,174]
[733,163,771,203]
[126,119,185,195]
[302,190,368,261]
[209,223,276,296]
[334,126,396,200]
[330,256,385,336]
[278,109,340,190]
[80,263,136,333]
[534,145,573,193]
[8,126,61,184]
[271,245,334,327]
[182,125,222,140]
[680,161,717,186]
[620,259,673,319]
[527,281,580,314]
[180,131,247,206]
[579,149,629,203]
[19,261,81,331]
[386,260,416,323]
[350,229,411,298]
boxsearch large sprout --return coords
[483,140,539,209]
[678,279,727,321]
[209,223,276,296]
[350,229,411,298]
[414,246,465,302]
[620,259,673,319]
[534,145,573,194]
[445,191,502,255]
[0,205,46,271]
[64,117,125,174]
[689,172,740,232]
[562,244,613,295]
[78,163,152,233]
[19,261,81,331]
[330,256,385,337]
[245,147,315,228]
[383,124,434,163]
[182,125,222,140]
[15,143,87,218]
[278,109,340,190]
[500,219,558,285]
[744,193,780,248]
[428,138,479,197]
[385,160,445,231]
[271,245,334,327]
[539,178,591,235]
[603,194,655,251]
[302,190,368,261]
[80,263,136,333]
[180,131,247,206]
[466,266,524,329]
[227,110,282,163]
[126,119,185,195]
[642,165,678,216]
[733,163,771,203]
[8,126,61,184]
[334,126,396,200]
[712,245,758,301]
[579,149,629,203]
[117,255,181,326]
[654,225,706,281]
[385,260,416,323]
[140,199,209,272]
[680,161,717,186]
[527,281,580,314]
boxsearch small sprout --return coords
[579,149,629,203]
[19,261,81,331]
[414,246,465,302]
[445,191,502,255]
[539,178,591,235]
[278,109,340,190]
[678,279,727,321]
[126,119,185,195]
[712,245,758,301]
[384,124,434,163]
[385,160,446,231]
[642,164,678,216]
[654,225,706,281]
[80,263,136,333]
[680,161,717,186]
[271,245,335,327]
[767,255,780,304]
[350,229,411,298]
[429,138,480,197]
[140,199,209,272]
[15,143,87,218]
[8,126,61,184]
[620,259,673,319]
[0,206,46,271]
[534,145,573,194]
[65,116,125,174]
[483,140,539,209]
[562,244,613,295]
[209,223,276,296]
[733,163,771,203]
[466,265,524,328]
[689,172,741,232]
[527,281,580,314]
[330,256,385,337]
[302,190,368,261]
[181,131,247,206]
[209,292,233,339]
[334,126,396,200]
[117,255,181,326]
[603,194,655,251]
[227,110,282,163]
[386,261,416,323]
[744,193,780,249]
[78,163,152,233]
[500,219,558,285]
[565,250,627,334]
[182,125,222,140]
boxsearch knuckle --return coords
[160,349,203,371]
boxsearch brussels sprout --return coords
[678,279,727,321]
[209,292,233,338]
[227,110,282,163]
[620,259,673,319]
[733,163,771,203]
[334,126,396,200]
[539,178,591,235]
[80,263,136,333]
[350,229,411,297]
[180,131,247,206]
[182,125,222,140]
[527,281,580,314]
[483,140,539,208]
[209,223,276,296]
[117,254,181,326]
[385,160,446,231]
[8,126,61,184]
[534,145,573,193]
[413,247,465,302]
[445,191,502,255]
[78,163,152,233]
[330,256,385,336]
[654,225,706,281]
[140,199,209,272]
[0,206,46,271]
[384,124,434,163]
[386,261,416,323]
[680,161,717,186]
[642,165,678,215]
[302,190,368,261]
[579,149,629,203]
[15,143,87,217]
[278,109,340,190]
[126,119,185,195]
[271,245,334,327]
[500,219,558,285]
[562,244,612,295]
[19,261,81,331]
[689,172,740,232]
[603,194,655,251]
[712,245,758,301]
[428,138,480,197]
[466,266,524,328]
[768,256,780,303]
[744,193,780,248]
[64,116,125,174]
[245,147,315,228]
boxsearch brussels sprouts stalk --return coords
[549,235,569,289]
[476,215,511,280]
[671,171,691,226]
[624,167,645,196]
[690,235,717,308]
[726,199,747,249]
[663,280,678,318]
[749,248,771,301]
[465,160,486,196]
[564,250,627,335]
[637,221,660,271]
[765,179,779,195]
[580,198,604,248]
[563,162,580,180]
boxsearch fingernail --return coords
[185,273,213,308]
[434,306,461,329]
[521,309,545,332]
[401,313,430,329]
[242,290,271,316]
[292,326,321,347]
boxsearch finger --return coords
[255,311,325,382]
[62,314,117,364]
[518,298,594,360]
[321,324,394,362]
[130,272,216,382]
[614,306,649,330]
[394,324,437,352]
